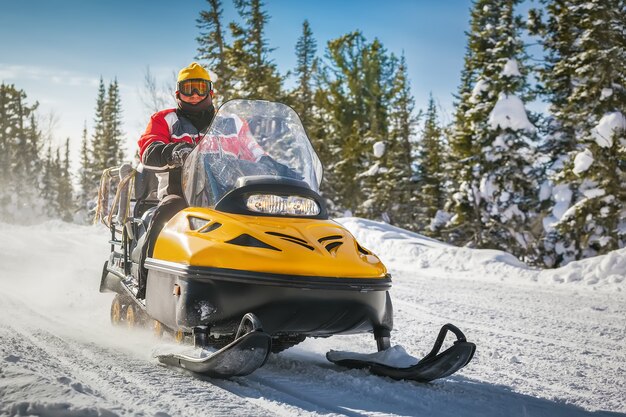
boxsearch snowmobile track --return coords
[0,294,284,417]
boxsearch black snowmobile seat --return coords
[133,169,159,219]
[130,206,157,264]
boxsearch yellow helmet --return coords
[177,62,211,82]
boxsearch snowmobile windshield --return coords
[182,99,323,208]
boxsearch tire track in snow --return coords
[396,279,625,364]
[238,351,476,417]
[0,293,285,417]
[388,272,626,414]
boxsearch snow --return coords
[488,93,536,132]
[327,345,419,368]
[492,133,508,148]
[479,175,496,201]
[573,148,594,175]
[1,219,625,416]
[359,163,380,177]
[591,111,626,148]
[470,78,489,103]
[372,141,386,158]
[550,183,573,223]
[600,88,613,100]
[429,209,452,232]
[539,181,552,202]
[502,59,521,77]
[582,187,605,199]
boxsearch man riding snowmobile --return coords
[136,62,266,298]
[99,97,475,380]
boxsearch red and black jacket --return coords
[138,108,210,199]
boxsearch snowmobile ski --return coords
[157,330,272,378]
[327,323,475,382]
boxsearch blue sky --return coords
[0,0,472,160]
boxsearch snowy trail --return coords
[1,221,624,416]
[388,271,626,414]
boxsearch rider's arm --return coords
[138,110,181,170]
[238,122,266,162]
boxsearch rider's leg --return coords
[137,194,187,299]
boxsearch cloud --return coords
[0,63,99,87]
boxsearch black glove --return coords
[165,142,193,167]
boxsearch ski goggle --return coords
[178,79,212,97]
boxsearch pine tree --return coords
[477,1,542,259]
[289,20,318,130]
[77,123,95,219]
[445,0,501,246]
[90,78,124,186]
[196,0,234,102]
[41,145,56,217]
[51,148,64,217]
[322,32,395,214]
[56,139,75,222]
[529,0,582,265]
[105,79,125,166]
[231,0,283,100]
[445,0,541,259]
[542,0,626,264]
[382,54,418,229]
[415,94,447,236]
[91,77,108,178]
[0,84,43,222]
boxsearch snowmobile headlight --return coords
[246,194,320,216]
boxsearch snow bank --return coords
[337,217,625,291]
[538,248,626,287]
[337,217,531,282]
[488,93,536,132]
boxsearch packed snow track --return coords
[0,220,624,416]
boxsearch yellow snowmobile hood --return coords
[153,208,387,279]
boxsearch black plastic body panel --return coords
[144,260,393,336]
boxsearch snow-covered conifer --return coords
[289,20,318,128]
[539,0,626,265]
[90,78,108,179]
[322,33,397,216]
[105,79,125,167]
[445,0,502,246]
[77,123,95,221]
[57,139,75,222]
[446,0,542,260]
[415,95,447,237]
[0,84,44,222]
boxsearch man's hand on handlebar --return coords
[166,142,194,167]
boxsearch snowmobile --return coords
[97,99,475,380]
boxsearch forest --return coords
[0,0,624,268]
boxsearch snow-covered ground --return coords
[0,219,624,417]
